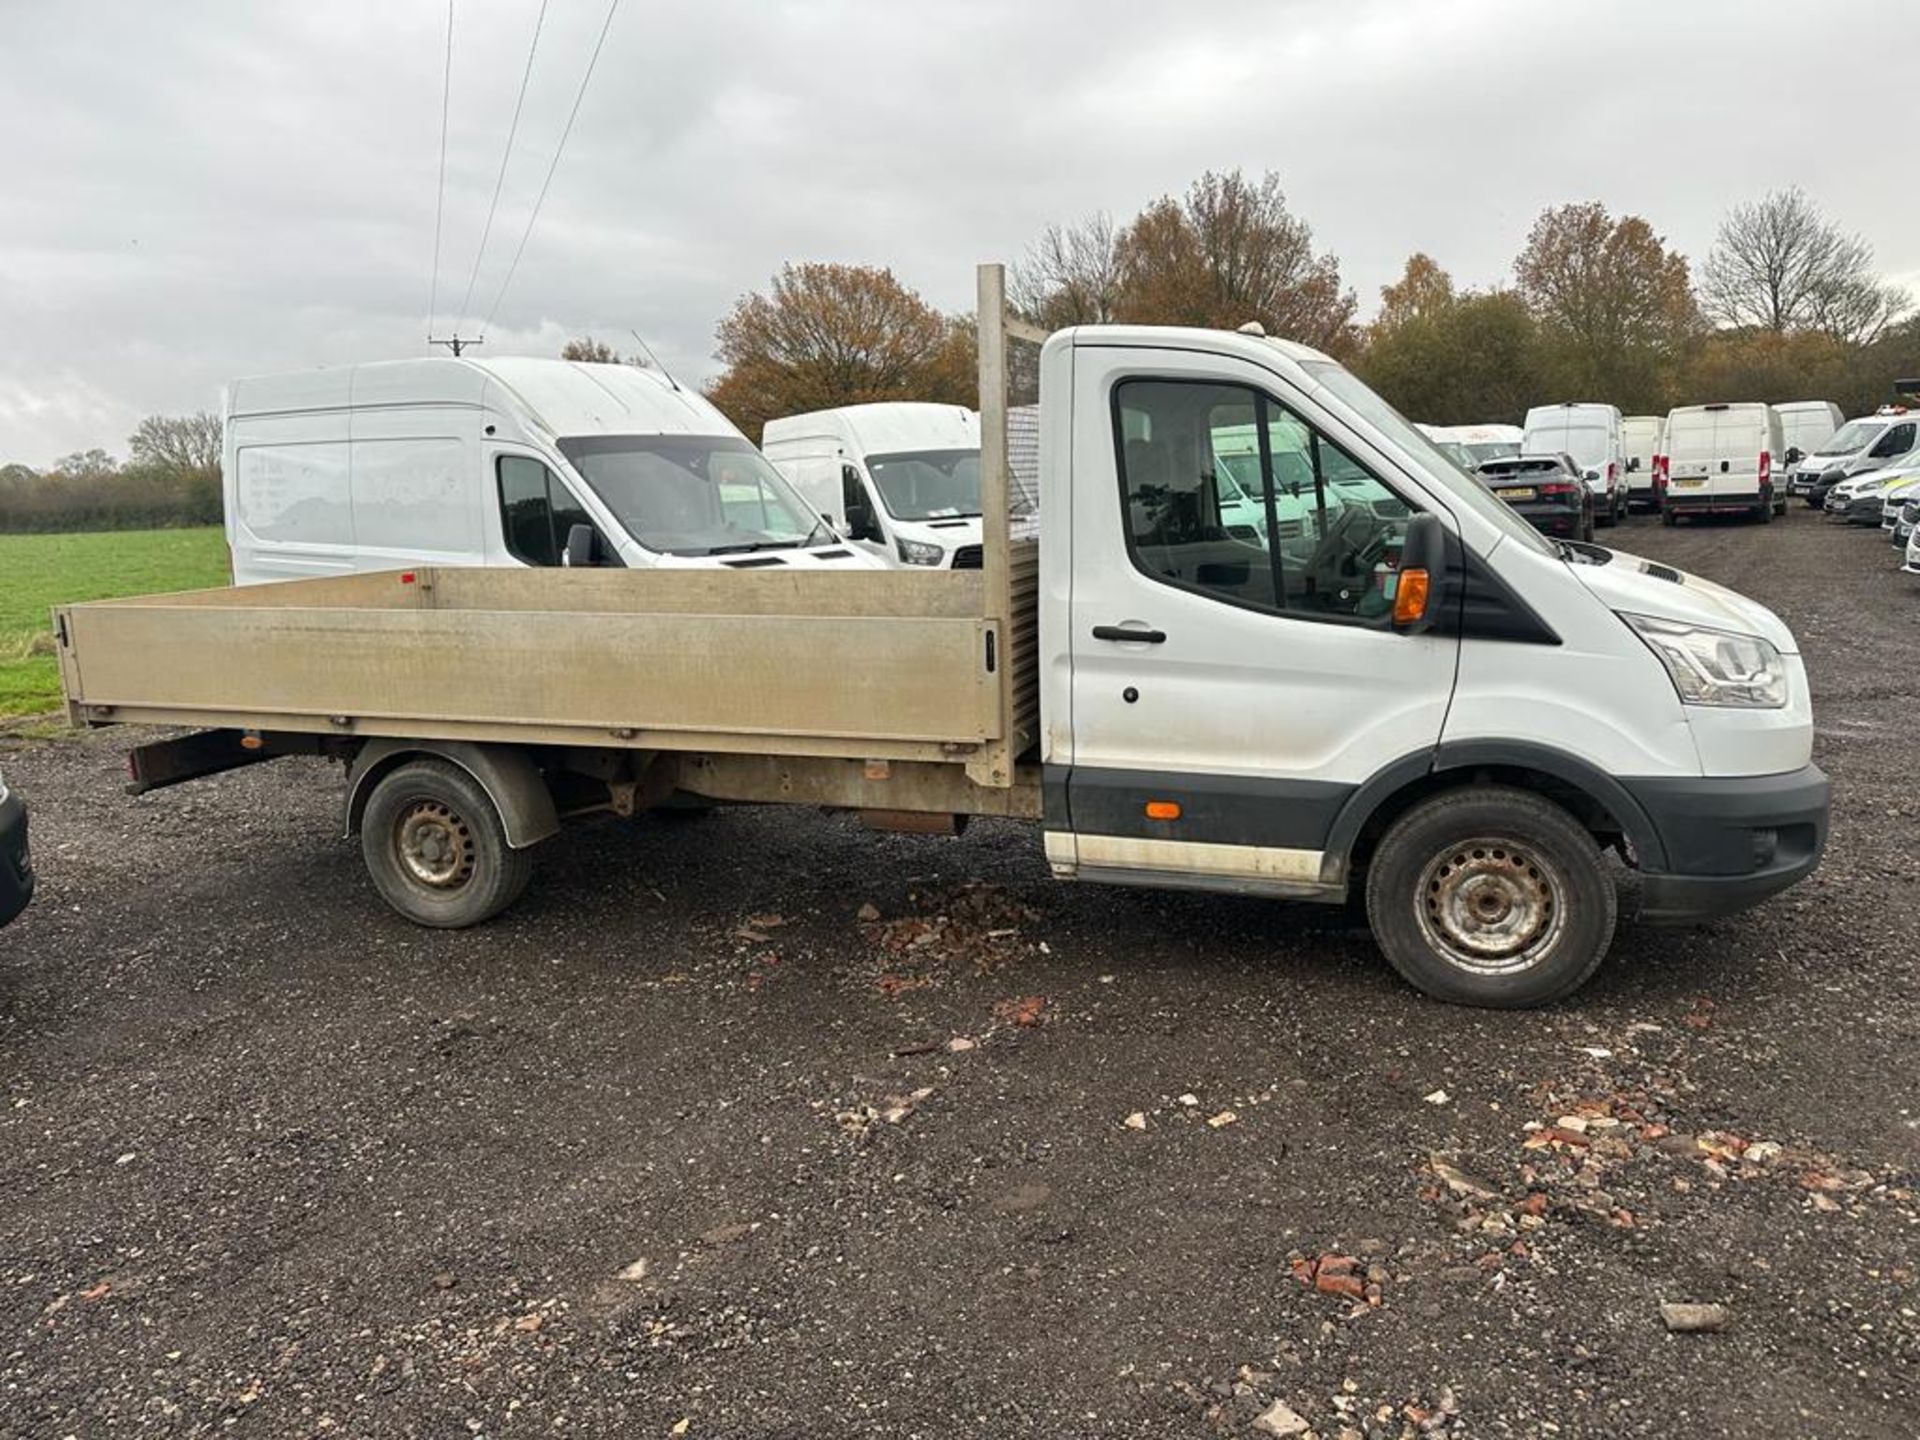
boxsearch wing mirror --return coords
[1786,446,1804,465]
[1392,513,1449,635]
[1627,457,1641,473]
[1584,468,1601,483]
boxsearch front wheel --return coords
[1364,786,1617,1007]
[361,759,535,927]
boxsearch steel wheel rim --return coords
[1414,836,1566,976]
[395,800,475,891]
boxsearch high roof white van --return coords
[1522,404,1626,527]
[1773,401,1844,464]
[762,403,983,569]
[223,357,880,586]
[1621,415,1666,511]
[1659,402,1784,525]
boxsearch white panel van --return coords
[1785,407,1920,507]
[1773,400,1844,466]
[1621,415,1666,512]
[1659,402,1785,524]
[1522,404,1626,526]
[223,358,881,586]
[1425,423,1524,469]
[763,404,983,569]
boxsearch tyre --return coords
[1581,511,1595,542]
[361,759,535,927]
[1661,507,1678,527]
[1364,785,1617,1008]
[1756,496,1772,524]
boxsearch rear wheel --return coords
[1756,495,1773,524]
[1364,786,1617,1008]
[1661,507,1679,527]
[361,759,534,927]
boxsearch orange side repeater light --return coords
[1145,800,1181,821]
[1393,568,1431,625]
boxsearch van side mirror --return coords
[1786,446,1803,464]
[563,523,600,568]
[1392,513,1448,635]
[1627,457,1641,473]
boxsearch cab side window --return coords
[1874,421,1916,458]
[497,455,597,566]
[1113,378,1414,625]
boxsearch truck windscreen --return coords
[559,435,824,556]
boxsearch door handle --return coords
[1091,624,1166,644]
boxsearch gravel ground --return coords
[2,510,1917,1439]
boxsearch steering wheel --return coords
[1300,503,1377,595]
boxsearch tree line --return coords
[0,413,222,533]
[8,173,1912,534]
[692,173,1918,434]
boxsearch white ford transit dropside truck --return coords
[57,267,1827,1009]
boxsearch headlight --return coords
[1620,613,1788,709]
[895,538,945,567]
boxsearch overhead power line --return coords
[453,0,550,331]
[482,0,622,336]
[425,0,456,342]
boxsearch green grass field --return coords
[0,527,230,717]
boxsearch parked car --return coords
[1476,453,1594,540]
[1774,400,1845,468]
[1659,402,1784,524]
[222,358,884,585]
[1622,414,1666,512]
[1825,464,1920,525]
[1523,404,1626,525]
[1786,408,1920,507]
[1906,517,1920,577]
[763,403,984,569]
[1882,476,1920,544]
[0,767,31,928]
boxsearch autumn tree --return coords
[704,263,972,438]
[1359,257,1537,424]
[1701,188,1908,345]
[1110,170,1358,353]
[561,336,623,363]
[129,411,221,480]
[1012,213,1123,329]
[1374,253,1456,331]
[1514,202,1698,411]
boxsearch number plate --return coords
[1498,487,1536,501]
[1672,478,1705,488]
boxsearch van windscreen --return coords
[558,435,825,556]
[1824,419,1886,453]
[865,448,982,521]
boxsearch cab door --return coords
[1054,343,1460,890]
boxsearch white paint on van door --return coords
[349,437,476,558]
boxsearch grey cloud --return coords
[0,0,1909,464]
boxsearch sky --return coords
[1,0,1912,467]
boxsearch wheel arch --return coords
[344,740,559,849]
[1325,741,1667,880]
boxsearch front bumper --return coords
[1828,494,1884,523]
[1619,764,1828,923]
[0,791,32,928]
